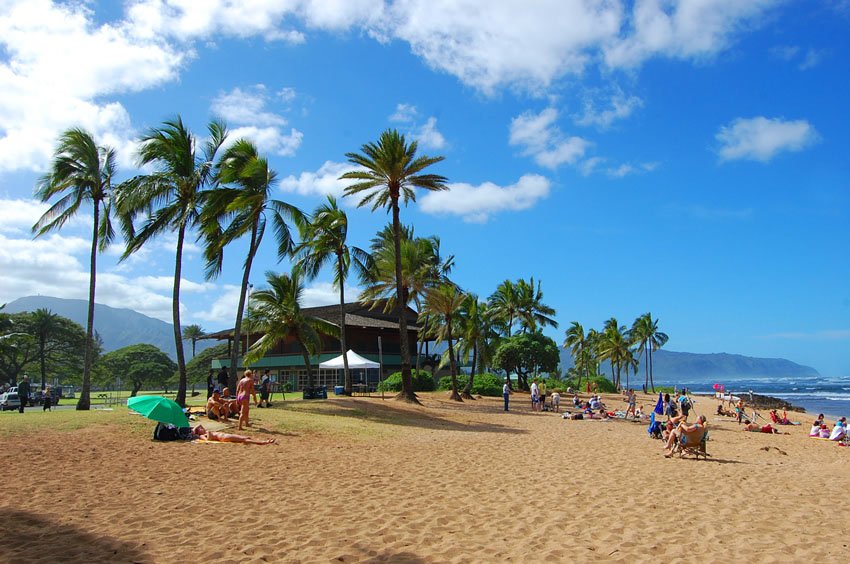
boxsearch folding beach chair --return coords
[671,427,710,460]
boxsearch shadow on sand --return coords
[0,508,149,562]
[281,397,529,435]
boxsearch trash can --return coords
[333,385,344,396]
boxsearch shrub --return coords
[376,370,435,392]
[437,373,504,396]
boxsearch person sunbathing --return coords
[191,425,275,444]
[664,415,707,456]
[743,420,784,434]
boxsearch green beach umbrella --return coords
[127,395,189,428]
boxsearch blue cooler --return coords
[334,385,344,396]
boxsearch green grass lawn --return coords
[3,391,392,440]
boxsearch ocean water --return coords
[650,375,850,421]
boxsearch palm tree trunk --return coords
[302,347,314,390]
[461,342,476,399]
[391,199,416,403]
[446,319,462,402]
[39,337,46,391]
[77,205,99,411]
[229,220,259,392]
[338,255,351,395]
[172,225,188,407]
[649,346,655,393]
[643,341,649,393]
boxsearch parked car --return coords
[0,392,21,411]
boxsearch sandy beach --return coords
[1,391,848,563]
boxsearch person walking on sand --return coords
[258,370,272,408]
[17,375,31,413]
[503,378,511,412]
[530,379,540,412]
[236,370,258,431]
[625,389,637,419]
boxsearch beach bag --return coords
[153,422,179,441]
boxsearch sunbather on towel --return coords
[743,420,783,434]
[191,425,275,444]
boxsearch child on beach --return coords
[550,391,560,412]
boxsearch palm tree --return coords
[456,297,499,399]
[29,309,62,390]
[360,226,453,378]
[182,324,205,358]
[599,318,630,389]
[420,283,466,402]
[645,314,669,392]
[341,129,447,403]
[117,116,227,407]
[33,128,117,410]
[488,280,520,336]
[243,269,339,389]
[295,196,369,395]
[515,277,558,333]
[203,138,303,391]
[563,321,587,389]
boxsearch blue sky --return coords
[0,1,848,375]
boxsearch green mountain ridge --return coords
[4,296,214,360]
[558,347,819,380]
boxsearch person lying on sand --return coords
[664,415,707,456]
[743,420,786,434]
[191,425,275,445]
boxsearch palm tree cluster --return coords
[30,122,574,409]
[563,313,668,393]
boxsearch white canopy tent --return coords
[319,350,379,370]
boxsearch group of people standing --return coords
[204,368,274,431]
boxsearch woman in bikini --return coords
[236,370,259,431]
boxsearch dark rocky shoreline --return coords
[697,392,805,413]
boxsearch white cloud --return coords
[211,86,288,127]
[278,87,297,103]
[194,284,241,326]
[716,117,819,162]
[604,0,782,68]
[575,91,644,128]
[302,282,344,308]
[0,0,184,172]
[212,86,303,157]
[382,0,623,93]
[279,161,356,198]
[419,174,551,223]
[770,45,826,70]
[390,103,418,123]
[509,108,590,169]
[606,161,659,178]
[228,125,303,157]
[412,117,446,150]
[0,230,215,323]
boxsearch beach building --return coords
[200,301,424,392]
